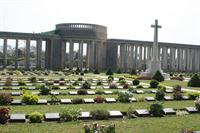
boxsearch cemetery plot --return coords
[134,109,150,117]
[109,111,123,118]
[162,108,176,115]
[185,107,198,113]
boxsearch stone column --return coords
[45,39,52,69]
[124,44,128,72]
[194,48,199,72]
[15,39,18,69]
[143,45,146,70]
[61,41,66,69]
[139,45,142,69]
[78,41,84,70]
[171,48,175,71]
[119,44,124,70]
[89,40,95,71]
[162,47,168,71]
[3,38,7,68]
[69,40,74,70]
[86,43,89,69]
[36,39,42,69]
[25,39,30,69]
[130,45,134,69]
[134,45,138,69]
[147,46,151,60]
[183,48,187,71]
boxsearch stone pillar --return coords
[69,40,74,70]
[147,46,151,60]
[86,43,89,69]
[162,47,168,71]
[61,41,66,69]
[143,45,146,70]
[139,45,142,69]
[3,38,7,68]
[119,44,124,70]
[194,48,199,72]
[179,48,183,72]
[124,44,128,72]
[25,39,30,69]
[89,40,95,71]
[171,48,175,71]
[78,41,84,70]
[36,39,42,69]
[45,39,52,69]
[15,39,18,69]
[130,45,134,69]
[134,45,138,69]
[191,49,195,72]
[183,48,187,71]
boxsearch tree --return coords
[188,74,200,87]
[152,70,164,82]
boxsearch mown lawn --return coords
[2,100,194,114]
[1,114,200,133]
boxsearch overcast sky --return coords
[0,0,199,45]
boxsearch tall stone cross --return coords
[151,19,161,61]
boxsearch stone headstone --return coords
[105,98,116,103]
[38,99,48,104]
[10,114,26,122]
[11,99,22,105]
[185,107,198,113]
[151,90,157,93]
[11,92,21,96]
[136,90,144,94]
[129,97,137,102]
[60,99,72,104]
[109,111,123,118]
[50,91,60,95]
[84,98,95,103]
[87,91,95,95]
[145,97,155,101]
[165,89,173,93]
[104,91,112,94]
[45,113,60,121]
[69,91,78,95]
[135,109,150,117]
[80,112,91,119]
[164,96,173,101]
[162,108,176,115]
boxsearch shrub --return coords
[22,93,39,105]
[195,97,200,111]
[132,79,140,86]
[67,85,75,89]
[106,68,113,75]
[95,87,104,95]
[37,85,51,95]
[96,80,103,86]
[84,69,88,73]
[170,77,184,81]
[84,123,115,133]
[150,80,159,88]
[117,68,122,74]
[118,92,132,103]
[60,77,65,81]
[137,96,145,102]
[3,87,12,90]
[136,85,143,89]
[136,76,152,80]
[4,78,12,86]
[109,82,118,89]
[157,85,166,92]
[18,79,26,86]
[51,85,60,90]
[29,112,43,123]
[78,77,84,81]
[93,69,100,74]
[59,81,65,86]
[130,68,136,75]
[94,96,105,103]
[155,90,165,100]
[90,110,109,120]
[119,80,126,85]
[60,108,81,121]
[72,98,83,104]
[0,107,10,124]
[152,70,164,82]
[45,81,54,86]
[19,86,28,90]
[77,89,87,95]
[82,81,91,89]
[128,87,135,93]
[29,77,37,83]
[0,93,13,105]
[150,103,164,117]
[38,78,44,81]
[108,76,114,82]
[118,77,125,81]
[72,81,79,86]
[123,83,129,89]
[187,92,200,100]
[173,85,182,100]
[188,74,200,87]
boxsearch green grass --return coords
[4,100,195,114]
[1,114,200,133]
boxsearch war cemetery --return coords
[0,20,200,133]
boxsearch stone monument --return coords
[141,19,169,79]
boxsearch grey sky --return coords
[0,0,199,45]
